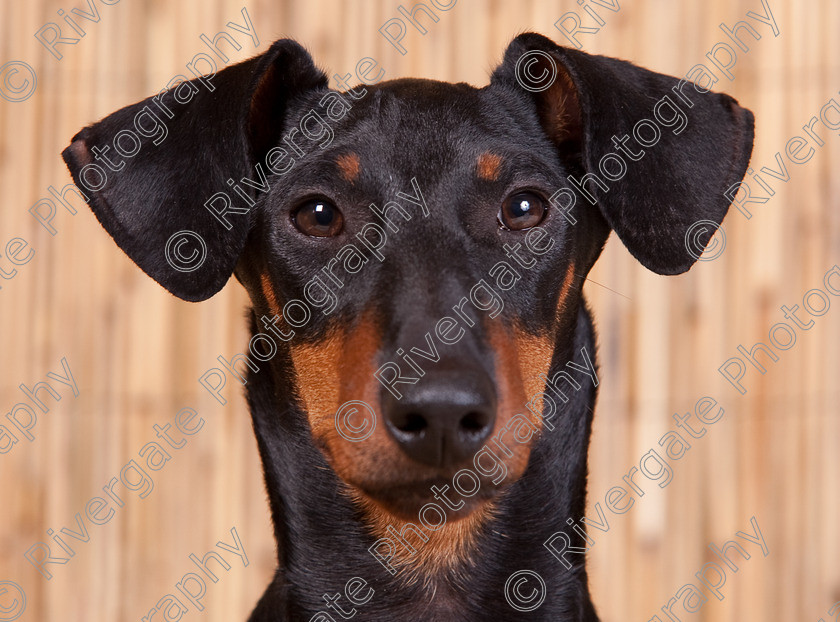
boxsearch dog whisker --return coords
[576,274,632,301]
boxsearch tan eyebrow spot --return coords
[336,153,361,183]
[476,152,503,181]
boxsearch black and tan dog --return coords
[62,33,753,621]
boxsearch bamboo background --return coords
[1,0,838,620]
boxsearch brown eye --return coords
[498,191,547,230]
[292,199,344,237]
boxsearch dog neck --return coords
[245,306,601,622]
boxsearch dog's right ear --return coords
[62,40,328,302]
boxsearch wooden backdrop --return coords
[1,1,838,620]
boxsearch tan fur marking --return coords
[555,261,577,321]
[514,331,556,402]
[260,273,282,316]
[476,152,503,181]
[290,312,556,585]
[512,330,556,429]
[289,311,383,464]
[352,491,493,586]
[486,322,553,477]
[289,331,343,440]
[336,152,361,183]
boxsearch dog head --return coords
[62,35,753,525]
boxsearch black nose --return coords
[382,370,497,468]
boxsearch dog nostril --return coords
[392,412,428,435]
[459,411,491,434]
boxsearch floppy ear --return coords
[62,39,328,301]
[492,33,755,275]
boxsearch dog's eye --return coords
[498,191,547,230]
[292,199,344,237]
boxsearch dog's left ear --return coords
[492,33,755,275]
